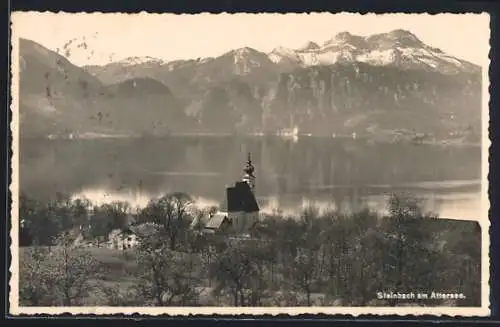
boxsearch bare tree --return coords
[19,246,52,305]
[47,232,100,306]
[209,241,260,307]
[19,232,99,306]
[95,201,130,233]
[289,248,322,306]
[139,192,193,250]
[383,193,437,305]
[135,234,200,306]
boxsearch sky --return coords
[12,12,490,67]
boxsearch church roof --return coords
[226,181,259,213]
[205,212,230,229]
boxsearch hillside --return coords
[18,39,191,137]
[97,77,191,135]
[18,30,483,140]
[262,63,480,138]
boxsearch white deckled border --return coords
[10,12,20,317]
[8,11,492,317]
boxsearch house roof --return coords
[226,181,259,212]
[130,223,159,237]
[205,212,230,229]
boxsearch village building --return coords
[202,211,233,234]
[201,153,260,235]
[106,228,139,250]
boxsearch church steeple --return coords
[242,152,255,192]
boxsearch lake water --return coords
[19,136,483,220]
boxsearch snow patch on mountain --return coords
[269,46,302,64]
[299,52,321,66]
[227,47,273,75]
[417,57,438,69]
[440,55,464,67]
[303,51,338,66]
[197,57,213,64]
[357,49,396,66]
[118,56,168,66]
[233,48,251,64]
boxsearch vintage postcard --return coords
[9,12,491,316]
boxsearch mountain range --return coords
[18,29,482,141]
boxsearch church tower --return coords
[223,152,260,234]
[242,152,256,193]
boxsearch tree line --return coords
[18,192,481,307]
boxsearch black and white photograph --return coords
[9,12,490,315]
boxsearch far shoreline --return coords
[19,133,482,148]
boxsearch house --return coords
[107,228,139,250]
[202,211,232,234]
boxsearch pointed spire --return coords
[243,152,255,177]
[242,152,256,192]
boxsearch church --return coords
[201,153,260,235]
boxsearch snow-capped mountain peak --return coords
[330,31,358,44]
[386,29,422,43]
[234,47,254,55]
[323,31,368,49]
[296,41,320,52]
[91,29,478,77]
[223,47,273,75]
[267,30,479,74]
[367,29,425,50]
[225,47,262,58]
